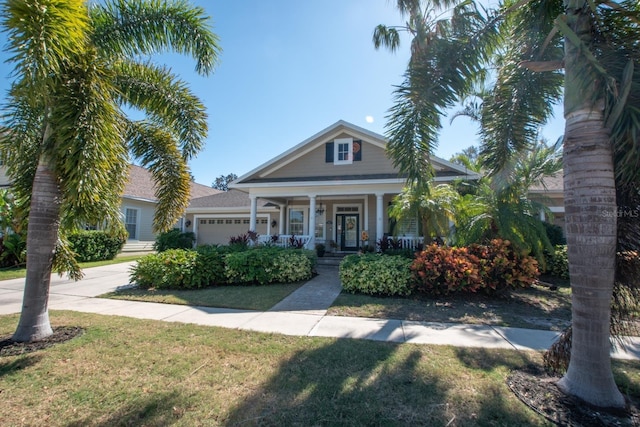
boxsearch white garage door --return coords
[197,217,269,246]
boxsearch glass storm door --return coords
[337,214,359,251]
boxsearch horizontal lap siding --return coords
[267,139,396,179]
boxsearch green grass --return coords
[328,283,573,331]
[0,255,144,281]
[6,311,629,426]
[101,282,304,311]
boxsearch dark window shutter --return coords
[354,140,362,161]
[325,142,334,162]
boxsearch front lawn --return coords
[101,281,304,311]
[2,311,620,426]
[328,281,572,331]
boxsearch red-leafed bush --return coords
[410,239,539,296]
[410,245,483,295]
[468,239,539,294]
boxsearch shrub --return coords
[224,247,314,285]
[68,230,126,262]
[0,233,27,267]
[543,221,566,246]
[410,240,539,296]
[130,248,226,289]
[545,244,569,280]
[340,253,413,296]
[411,245,483,295]
[468,239,539,293]
[154,229,195,252]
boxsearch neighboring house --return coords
[122,165,220,246]
[529,171,565,229]
[185,120,483,250]
[0,163,220,250]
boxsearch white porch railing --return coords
[256,234,311,249]
[383,236,425,251]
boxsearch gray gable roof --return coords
[124,164,220,202]
[189,189,272,209]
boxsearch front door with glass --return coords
[336,214,359,251]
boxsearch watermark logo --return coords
[601,208,640,218]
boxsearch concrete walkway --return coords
[1,262,639,360]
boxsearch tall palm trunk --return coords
[12,157,61,342]
[556,0,624,408]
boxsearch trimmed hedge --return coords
[130,247,227,290]
[68,230,126,262]
[224,247,315,285]
[340,253,413,296]
[129,246,316,289]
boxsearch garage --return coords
[195,216,269,246]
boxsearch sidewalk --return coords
[1,262,639,360]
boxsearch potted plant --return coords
[315,243,326,257]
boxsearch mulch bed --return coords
[0,326,84,357]
[508,367,640,426]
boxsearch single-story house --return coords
[120,165,220,251]
[0,163,220,251]
[184,120,487,251]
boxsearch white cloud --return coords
[365,116,374,123]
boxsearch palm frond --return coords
[90,0,221,75]
[127,121,191,232]
[49,50,129,231]
[480,0,564,174]
[384,0,502,187]
[1,0,89,93]
[112,60,207,160]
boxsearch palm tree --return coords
[0,0,221,343]
[389,182,460,242]
[374,0,640,408]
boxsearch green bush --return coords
[0,233,27,268]
[543,221,566,246]
[224,247,314,285]
[130,248,226,289]
[68,230,126,262]
[545,244,569,280]
[154,229,196,252]
[340,253,413,296]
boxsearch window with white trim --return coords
[289,208,305,235]
[333,138,353,165]
[124,208,138,240]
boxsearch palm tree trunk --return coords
[12,157,61,342]
[556,0,625,409]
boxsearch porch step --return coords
[121,241,155,253]
[316,253,348,267]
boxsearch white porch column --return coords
[376,193,384,243]
[249,195,257,232]
[308,196,316,249]
[279,204,285,235]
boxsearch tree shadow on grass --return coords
[224,339,453,426]
[224,339,547,426]
[0,354,42,378]
[66,391,185,427]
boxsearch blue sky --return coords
[0,0,564,187]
